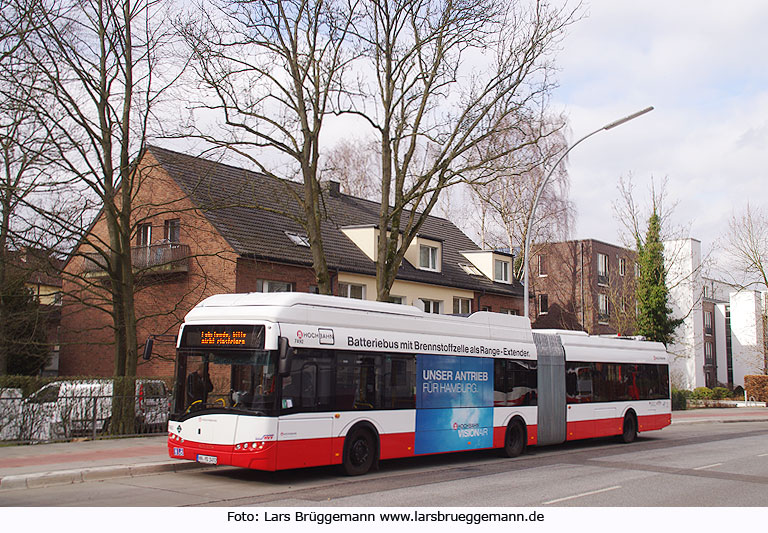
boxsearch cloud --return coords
[551,1,768,249]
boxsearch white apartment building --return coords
[665,238,767,390]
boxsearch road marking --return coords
[543,485,622,505]
[758,453,768,457]
[693,463,723,470]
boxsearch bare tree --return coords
[468,112,574,278]
[722,203,768,292]
[178,0,360,295]
[10,0,182,427]
[322,138,381,201]
[345,0,576,301]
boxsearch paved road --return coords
[2,419,767,507]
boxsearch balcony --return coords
[82,243,190,276]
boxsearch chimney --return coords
[328,180,341,198]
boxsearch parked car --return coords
[21,379,170,441]
[0,388,23,441]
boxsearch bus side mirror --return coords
[142,337,154,361]
[278,337,292,375]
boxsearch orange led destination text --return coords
[200,330,247,345]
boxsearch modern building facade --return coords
[58,146,525,379]
[529,239,637,335]
[666,238,767,390]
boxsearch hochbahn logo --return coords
[452,422,488,438]
[295,328,335,345]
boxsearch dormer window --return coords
[420,244,438,271]
[494,259,510,283]
[285,231,310,247]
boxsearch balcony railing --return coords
[82,243,190,275]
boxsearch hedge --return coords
[744,375,768,402]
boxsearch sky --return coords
[550,0,768,252]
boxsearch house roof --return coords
[148,145,523,297]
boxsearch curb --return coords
[0,460,206,492]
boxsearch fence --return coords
[0,380,172,444]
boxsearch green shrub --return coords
[671,389,687,410]
[691,387,713,400]
[711,387,730,400]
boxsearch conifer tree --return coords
[635,208,682,345]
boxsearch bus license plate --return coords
[196,454,217,465]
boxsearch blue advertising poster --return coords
[415,355,494,454]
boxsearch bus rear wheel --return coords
[342,427,376,476]
[501,419,526,458]
[620,412,637,443]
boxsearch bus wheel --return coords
[343,427,376,476]
[502,419,526,458]
[620,412,637,444]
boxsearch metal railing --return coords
[0,389,171,444]
[82,243,190,274]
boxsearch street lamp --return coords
[522,106,654,319]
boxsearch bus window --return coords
[383,356,416,409]
[336,352,381,410]
[280,349,332,412]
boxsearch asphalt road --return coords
[2,420,767,507]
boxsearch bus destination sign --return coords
[181,325,264,350]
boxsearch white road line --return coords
[693,463,723,470]
[758,453,768,457]
[543,485,622,505]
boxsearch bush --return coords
[691,387,713,400]
[671,389,687,410]
[744,375,768,402]
[711,387,731,400]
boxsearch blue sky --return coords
[551,1,768,251]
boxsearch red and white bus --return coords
[167,293,670,475]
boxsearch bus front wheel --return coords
[342,427,376,476]
[620,411,637,443]
[502,419,526,458]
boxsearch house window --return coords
[164,219,180,243]
[501,308,520,316]
[453,297,471,314]
[419,245,438,271]
[538,294,548,315]
[635,262,640,278]
[705,342,713,363]
[494,259,510,282]
[339,282,365,300]
[703,284,711,299]
[482,306,492,312]
[459,263,482,276]
[619,257,626,277]
[136,223,151,246]
[421,299,441,314]
[597,253,609,285]
[387,295,404,304]
[256,280,293,292]
[538,255,547,276]
[704,311,713,335]
[285,231,310,247]
[598,293,609,323]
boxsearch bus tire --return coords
[619,411,637,444]
[342,426,376,476]
[501,418,526,458]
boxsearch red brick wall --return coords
[59,152,238,379]
[236,258,319,293]
[475,292,523,316]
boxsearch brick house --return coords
[58,146,525,379]
[529,239,638,335]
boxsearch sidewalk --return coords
[0,434,204,491]
[1,407,767,492]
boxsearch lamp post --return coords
[522,106,654,319]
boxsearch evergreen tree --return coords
[1,275,50,375]
[635,208,682,345]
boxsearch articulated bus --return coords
[167,293,671,475]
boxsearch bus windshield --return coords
[174,349,278,416]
